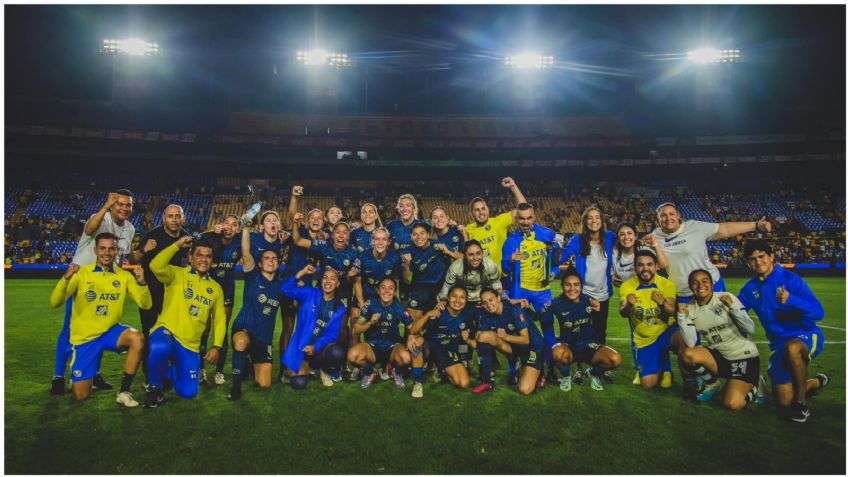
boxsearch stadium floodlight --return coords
[686,48,742,64]
[505,52,554,69]
[297,49,351,68]
[101,38,160,56]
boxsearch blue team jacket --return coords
[281,276,346,371]
[738,264,824,344]
[501,224,556,294]
[557,231,616,297]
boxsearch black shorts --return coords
[514,345,544,371]
[407,284,439,311]
[231,328,273,364]
[433,347,463,370]
[709,348,760,385]
[559,341,603,365]
[367,341,398,366]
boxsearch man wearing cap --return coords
[51,188,137,396]
[465,177,527,276]
[651,202,772,305]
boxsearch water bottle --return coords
[241,201,264,227]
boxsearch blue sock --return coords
[560,365,571,376]
[412,367,424,384]
[592,364,605,377]
[478,343,494,384]
[232,349,246,388]
[507,356,518,375]
[363,363,375,376]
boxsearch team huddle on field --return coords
[49,177,830,422]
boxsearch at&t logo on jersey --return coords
[184,287,194,299]
[85,289,98,302]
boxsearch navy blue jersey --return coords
[545,296,598,349]
[424,308,471,350]
[360,298,412,347]
[202,232,243,290]
[284,226,321,282]
[352,248,403,302]
[387,219,424,254]
[232,269,285,344]
[250,232,287,267]
[310,239,358,285]
[479,301,546,351]
[408,242,448,285]
[351,227,376,254]
[434,226,464,255]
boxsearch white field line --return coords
[603,337,846,345]
[819,325,846,331]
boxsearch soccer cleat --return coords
[559,376,573,392]
[116,391,139,408]
[790,401,811,423]
[661,371,673,389]
[92,374,113,391]
[431,367,441,384]
[696,380,723,402]
[632,373,641,385]
[379,365,392,381]
[348,367,361,382]
[572,369,584,385]
[411,382,424,399]
[472,382,494,394]
[331,371,342,383]
[319,370,334,387]
[545,368,561,385]
[199,369,208,384]
[755,375,768,404]
[143,386,160,409]
[506,372,519,386]
[808,373,830,398]
[587,369,603,391]
[360,372,377,390]
[601,370,614,384]
[391,366,405,388]
[536,374,546,390]
[214,372,226,385]
[227,386,242,401]
[278,371,290,385]
[50,377,66,396]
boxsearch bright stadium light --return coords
[687,48,742,64]
[297,49,351,68]
[505,52,554,69]
[101,38,160,56]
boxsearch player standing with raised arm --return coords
[49,233,150,406]
[51,189,136,395]
[678,269,765,410]
[144,236,225,408]
[225,223,286,401]
[465,177,526,276]
[738,239,828,422]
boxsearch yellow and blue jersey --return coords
[50,264,152,345]
[466,211,513,275]
[150,243,226,352]
[619,275,677,349]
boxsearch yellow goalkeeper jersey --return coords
[150,243,226,352]
[619,275,677,348]
[50,264,152,345]
[466,211,513,275]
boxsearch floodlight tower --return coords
[295,48,352,117]
[504,51,555,114]
[686,47,742,111]
[100,38,160,104]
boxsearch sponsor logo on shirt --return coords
[189,305,200,317]
[96,305,108,316]
[184,288,194,299]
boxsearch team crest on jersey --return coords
[484,225,491,231]
[206,288,213,295]
[522,252,530,259]
[387,313,393,320]
[232,251,238,259]
[189,305,200,317]
[112,280,121,288]
[343,259,351,266]
[258,294,268,304]
[409,300,418,307]
[184,288,194,299]
[459,322,466,330]
[85,289,97,302]
[712,306,725,315]
[96,305,108,316]
[452,236,459,243]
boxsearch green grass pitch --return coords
[4,277,845,474]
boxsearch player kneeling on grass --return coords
[348,278,413,390]
[738,239,829,423]
[226,226,287,401]
[145,236,226,408]
[620,249,683,391]
[677,269,765,410]
[471,288,546,395]
[280,264,347,391]
[406,285,473,398]
[548,269,622,392]
[49,232,151,407]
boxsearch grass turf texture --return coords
[5,277,845,474]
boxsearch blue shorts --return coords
[677,277,726,304]
[513,288,553,314]
[407,284,440,311]
[69,324,130,382]
[147,327,202,399]
[768,330,825,385]
[634,325,679,377]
